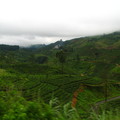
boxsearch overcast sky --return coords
[0,0,120,46]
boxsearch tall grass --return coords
[90,109,120,120]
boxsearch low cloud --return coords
[0,34,72,46]
[0,0,120,46]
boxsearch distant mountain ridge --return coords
[0,32,120,52]
[63,31,120,49]
[36,32,120,53]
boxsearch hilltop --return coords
[37,31,120,54]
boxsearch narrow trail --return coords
[95,95,120,106]
[92,95,120,113]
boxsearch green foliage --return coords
[91,109,120,120]
[0,91,119,120]
[111,66,120,74]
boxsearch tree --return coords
[36,55,48,64]
[102,63,110,102]
[56,50,66,74]
[76,54,80,62]
[28,54,36,63]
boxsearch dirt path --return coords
[95,96,120,106]
[92,95,120,112]
[71,85,84,107]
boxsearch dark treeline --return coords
[0,44,19,51]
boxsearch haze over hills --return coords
[28,31,120,52]
[24,31,120,49]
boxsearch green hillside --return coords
[0,32,120,119]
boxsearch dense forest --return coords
[0,32,120,120]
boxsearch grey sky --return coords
[0,0,120,46]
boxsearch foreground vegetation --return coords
[0,90,120,120]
